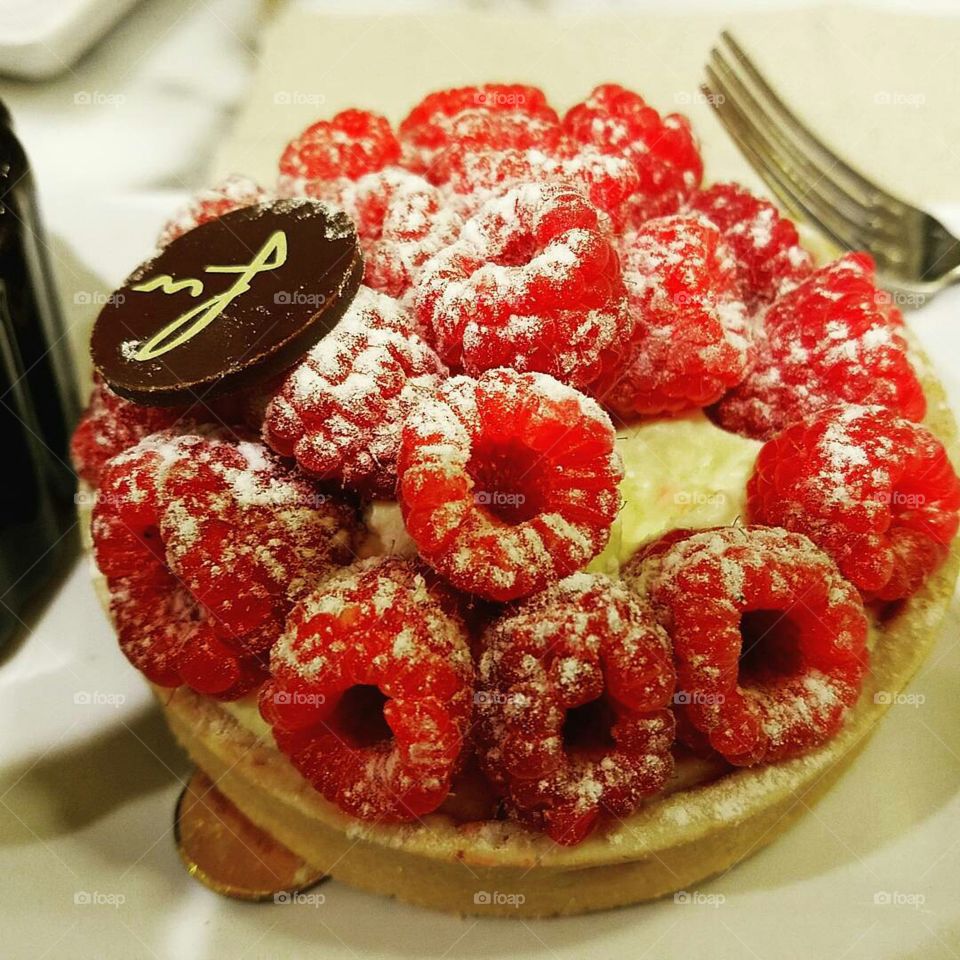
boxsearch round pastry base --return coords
[91,363,960,917]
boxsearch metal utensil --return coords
[703,31,960,300]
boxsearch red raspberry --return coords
[415,182,632,389]
[399,84,559,170]
[596,215,751,416]
[476,573,675,845]
[259,557,474,821]
[748,405,960,601]
[93,432,263,696]
[105,571,269,694]
[396,369,622,602]
[563,84,703,222]
[712,253,926,440]
[553,147,644,231]
[71,375,272,487]
[626,526,869,766]
[440,143,642,232]
[434,146,543,209]
[279,109,401,183]
[157,175,267,247]
[92,431,357,698]
[71,375,181,487]
[687,182,813,307]
[288,168,462,298]
[263,286,447,498]
[423,108,565,185]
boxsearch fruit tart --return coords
[74,83,960,917]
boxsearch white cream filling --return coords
[219,694,275,742]
[592,411,762,573]
[358,500,418,558]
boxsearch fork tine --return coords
[708,47,902,243]
[703,76,849,248]
[720,31,909,217]
[703,70,901,271]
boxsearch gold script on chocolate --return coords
[131,230,288,361]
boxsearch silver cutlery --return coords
[703,30,960,300]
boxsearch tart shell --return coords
[83,366,960,917]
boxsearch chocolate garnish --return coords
[92,199,363,406]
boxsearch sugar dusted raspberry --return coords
[563,84,703,222]
[107,571,269,694]
[440,143,643,232]
[397,369,622,601]
[399,84,559,170]
[712,253,926,440]
[476,573,675,845]
[424,108,565,185]
[260,557,474,821]
[157,175,267,247]
[162,437,357,617]
[71,375,275,487]
[596,215,751,416]
[687,182,813,306]
[554,147,644,231]
[290,168,462,298]
[279,109,401,183]
[71,375,181,487]
[93,432,262,697]
[626,526,869,766]
[92,430,357,698]
[748,405,960,601]
[415,182,632,389]
[263,286,447,498]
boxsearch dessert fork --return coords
[702,30,960,300]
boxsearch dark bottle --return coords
[0,100,79,648]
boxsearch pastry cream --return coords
[592,411,761,572]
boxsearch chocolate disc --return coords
[92,199,363,405]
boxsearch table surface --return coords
[2,3,960,958]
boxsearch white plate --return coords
[2,194,959,959]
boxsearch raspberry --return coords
[423,108,565,185]
[399,84,559,170]
[397,369,622,601]
[290,168,462,298]
[71,375,181,487]
[476,573,675,845]
[440,143,642,231]
[157,175,267,247]
[105,571,268,694]
[554,147,644,231]
[596,215,751,416]
[279,109,401,183]
[92,430,357,698]
[259,557,474,821]
[626,526,869,766]
[415,182,632,389]
[686,182,813,307]
[712,254,926,440]
[748,405,960,601]
[563,84,703,222]
[263,286,447,498]
[70,375,271,487]
[93,432,263,696]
